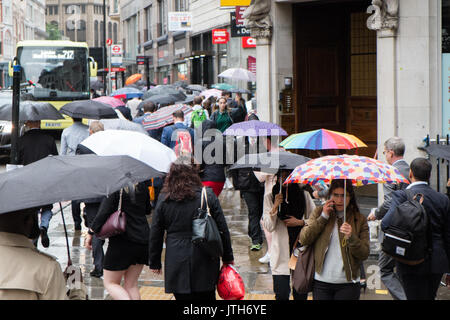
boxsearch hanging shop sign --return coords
[230,12,251,38]
[212,29,229,44]
[168,12,193,32]
[242,36,256,48]
[220,0,251,6]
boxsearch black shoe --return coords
[360,280,367,293]
[90,269,103,278]
[40,227,49,248]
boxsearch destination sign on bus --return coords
[32,50,75,60]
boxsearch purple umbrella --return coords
[223,120,288,137]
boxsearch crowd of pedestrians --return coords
[0,84,449,302]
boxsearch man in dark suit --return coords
[382,158,450,300]
[160,110,194,149]
[368,136,409,300]
[18,120,59,248]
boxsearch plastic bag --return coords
[217,264,245,300]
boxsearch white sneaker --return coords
[258,252,270,264]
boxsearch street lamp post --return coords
[102,0,107,95]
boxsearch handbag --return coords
[291,243,315,294]
[217,264,245,300]
[192,187,224,258]
[96,189,126,240]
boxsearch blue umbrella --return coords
[223,120,288,137]
[111,87,143,99]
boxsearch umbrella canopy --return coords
[99,118,148,135]
[200,89,223,100]
[230,151,310,171]
[280,129,367,150]
[80,130,177,173]
[125,74,142,86]
[0,101,64,121]
[284,155,410,187]
[211,83,236,91]
[218,68,256,82]
[230,88,252,94]
[187,84,207,92]
[93,96,126,108]
[418,144,450,161]
[141,104,193,131]
[144,95,178,106]
[90,79,104,91]
[223,120,288,137]
[60,100,118,120]
[142,86,186,101]
[110,87,144,99]
[0,154,162,215]
[174,80,188,88]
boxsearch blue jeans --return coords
[39,206,53,230]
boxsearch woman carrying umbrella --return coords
[210,97,233,133]
[299,179,369,300]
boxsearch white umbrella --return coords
[80,130,177,173]
[218,68,256,82]
[98,118,148,135]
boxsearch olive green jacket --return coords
[299,206,370,282]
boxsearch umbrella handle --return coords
[59,202,72,267]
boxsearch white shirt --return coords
[406,181,428,190]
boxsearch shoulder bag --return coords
[291,226,315,294]
[96,189,126,240]
[192,187,224,258]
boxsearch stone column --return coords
[367,0,399,205]
[243,0,273,122]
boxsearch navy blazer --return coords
[382,183,450,274]
[160,122,194,149]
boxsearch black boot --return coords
[40,227,49,248]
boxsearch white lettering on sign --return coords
[32,50,74,60]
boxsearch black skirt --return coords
[103,236,149,271]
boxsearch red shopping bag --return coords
[217,264,245,300]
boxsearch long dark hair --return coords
[327,179,360,214]
[161,161,203,202]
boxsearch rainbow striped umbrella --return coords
[284,155,409,187]
[279,129,367,150]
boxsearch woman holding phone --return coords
[299,179,369,300]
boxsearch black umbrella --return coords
[144,95,178,106]
[419,144,450,161]
[60,100,118,119]
[0,154,163,215]
[187,84,207,92]
[177,94,195,104]
[143,86,186,101]
[90,79,104,91]
[230,88,251,94]
[230,151,310,171]
[174,80,188,88]
[0,101,64,121]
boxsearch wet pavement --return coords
[31,186,450,300]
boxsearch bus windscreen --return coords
[17,46,90,100]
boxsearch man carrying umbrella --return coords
[60,118,90,231]
[133,101,161,140]
[18,120,58,248]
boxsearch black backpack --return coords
[381,190,431,265]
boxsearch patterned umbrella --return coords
[284,155,409,187]
[125,74,142,86]
[284,154,410,227]
[142,104,193,130]
[93,96,125,108]
[223,120,288,137]
[280,129,367,150]
[110,87,143,99]
[200,89,222,100]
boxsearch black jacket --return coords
[148,187,234,294]
[92,182,151,244]
[18,129,58,165]
[196,120,226,182]
[382,183,450,275]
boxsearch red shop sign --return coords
[212,29,229,44]
[242,36,256,48]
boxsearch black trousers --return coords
[242,190,264,245]
[312,280,360,300]
[84,202,105,271]
[174,290,216,301]
[272,275,308,300]
[397,272,442,300]
[71,200,82,228]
